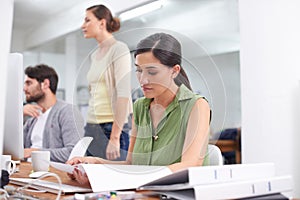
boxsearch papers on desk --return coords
[190,175,292,200]
[140,176,292,200]
[137,163,293,200]
[9,178,92,194]
[139,162,276,190]
[49,162,293,199]
[50,161,81,174]
[50,162,172,192]
[81,164,172,192]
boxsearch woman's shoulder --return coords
[190,94,210,110]
[177,85,210,111]
[133,97,150,109]
[178,85,205,101]
[90,47,100,59]
[134,97,146,105]
[112,41,130,53]
[114,40,129,47]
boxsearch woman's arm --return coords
[106,97,130,160]
[106,44,132,160]
[168,98,210,172]
[105,121,136,164]
[124,116,137,165]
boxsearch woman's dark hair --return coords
[25,64,58,94]
[87,4,120,33]
[134,33,192,90]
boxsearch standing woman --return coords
[81,5,132,160]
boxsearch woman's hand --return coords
[66,156,101,183]
[66,156,101,165]
[106,138,120,160]
[66,156,86,165]
[66,156,85,181]
[71,167,90,186]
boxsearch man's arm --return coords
[44,103,85,163]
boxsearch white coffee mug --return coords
[1,155,16,175]
[31,151,50,172]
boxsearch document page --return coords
[50,161,76,173]
[81,164,172,192]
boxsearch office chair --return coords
[68,137,93,160]
[207,144,223,166]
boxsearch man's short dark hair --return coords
[24,64,58,94]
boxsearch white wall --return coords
[21,33,97,106]
[23,51,66,95]
[11,27,24,51]
[239,0,300,197]
[189,52,241,133]
[0,0,14,156]
[16,0,155,50]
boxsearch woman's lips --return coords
[142,86,152,92]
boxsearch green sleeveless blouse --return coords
[132,85,209,166]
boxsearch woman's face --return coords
[81,10,102,38]
[135,52,175,99]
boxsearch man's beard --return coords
[26,92,45,103]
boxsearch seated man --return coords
[23,64,84,163]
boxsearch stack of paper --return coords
[137,163,292,199]
[50,162,293,199]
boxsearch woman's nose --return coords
[138,73,149,85]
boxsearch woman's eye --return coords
[148,71,157,75]
[135,69,142,73]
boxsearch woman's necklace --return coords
[150,103,165,141]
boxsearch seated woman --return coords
[67,32,211,185]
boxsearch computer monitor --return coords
[2,53,24,160]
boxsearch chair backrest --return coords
[207,144,223,166]
[68,137,93,160]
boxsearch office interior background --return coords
[1,0,300,197]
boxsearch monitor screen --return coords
[2,53,24,160]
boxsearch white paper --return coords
[68,137,93,160]
[146,176,292,200]
[10,178,92,194]
[140,162,276,189]
[193,175,292,199]
[50,161,78,173]
[80,164,172,192]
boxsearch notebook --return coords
[10,178,92,194]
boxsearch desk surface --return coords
[9,162,159,200]
[10,162,88,199]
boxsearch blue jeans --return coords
[84,122,129,161]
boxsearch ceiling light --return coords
[119,0,164,21]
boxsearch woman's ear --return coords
[172,64,181,78]
[98,19,105,29]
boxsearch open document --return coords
[49,162,290,196]
[50,162,172,192]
